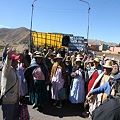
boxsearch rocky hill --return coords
[0,27,30,45]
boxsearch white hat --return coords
[94,57,100,63]
[76,58,81,62]
[76,54,83,59]
[55,53,63,59]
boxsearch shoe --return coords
[32,103,37,109]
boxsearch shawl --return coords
[51,62,61,78]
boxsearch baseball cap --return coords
[11,54,20,61]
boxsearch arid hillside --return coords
[0,27,30,45]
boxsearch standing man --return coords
[1,48,20,120]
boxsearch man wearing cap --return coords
[1,48,20,120]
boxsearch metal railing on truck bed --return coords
[32,32,63,49]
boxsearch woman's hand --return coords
[86,92,94,103]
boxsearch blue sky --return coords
[0,0,120,43]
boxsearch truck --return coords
[31,31,88,51]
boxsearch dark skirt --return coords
[29,90,35,105]
[92,98,120,120]
[34,80,48,107]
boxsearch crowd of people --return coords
[0,44,120,120]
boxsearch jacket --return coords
[1,56,19,104]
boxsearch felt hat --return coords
[103,60,113,68]
[94,57,100,63]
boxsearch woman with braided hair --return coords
[51,53,65,108]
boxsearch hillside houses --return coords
[88,43,120,54]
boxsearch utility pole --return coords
[29,0,37,52]
[79,0,91,50]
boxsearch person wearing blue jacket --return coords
[87,77,120,120]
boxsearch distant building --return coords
[110,46,120,54]
[88,44,99,51]
[99,44,109,51]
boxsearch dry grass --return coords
[97,52,120,61]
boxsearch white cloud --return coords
[0,25,11,28]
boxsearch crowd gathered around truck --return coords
[0,43,120,120]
